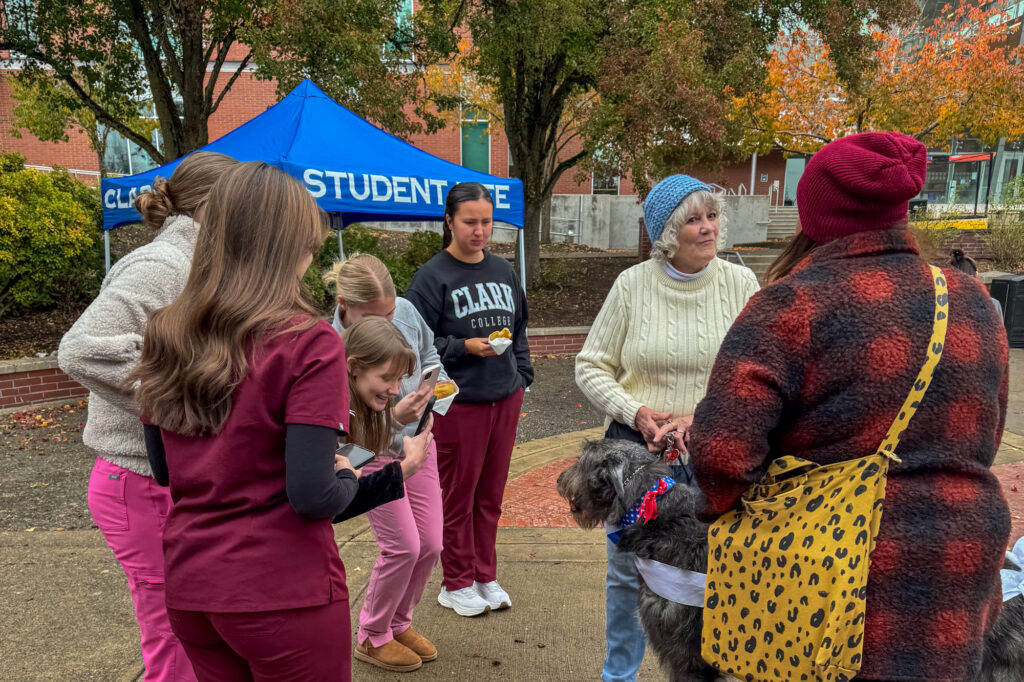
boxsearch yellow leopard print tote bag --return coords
[701,266,948,682]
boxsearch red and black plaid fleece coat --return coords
[689,229,1011,682]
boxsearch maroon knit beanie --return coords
[796,132,927,244]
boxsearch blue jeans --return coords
[603,534,647,682]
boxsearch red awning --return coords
[949,153,993,162]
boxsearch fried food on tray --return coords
[433,382,457,399]
[488,328,512,341]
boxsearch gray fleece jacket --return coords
[332,297,449,458]
[58,215,199,477]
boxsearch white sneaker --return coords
[474,580,511,610]
[437,586,490,617]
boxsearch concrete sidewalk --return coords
[0,525,670,682]
[4,422,1023,681]
[1,427,669,682]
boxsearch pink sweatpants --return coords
[87,456,196,682]
[357,442,443,647]
[433,389,524,591]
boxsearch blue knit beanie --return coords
[643,175,712,243]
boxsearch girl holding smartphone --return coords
[133,162,430,681]
[404,183,534,618]
[325,256,448,671]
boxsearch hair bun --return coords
[134,178,175,229]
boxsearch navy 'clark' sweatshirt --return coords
[404,250,534,403]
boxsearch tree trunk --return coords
[523,200,543,287]
[540,193,553,244]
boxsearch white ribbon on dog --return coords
[634,556,706,607]
[1003,536,1024,602]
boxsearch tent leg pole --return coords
[338,230,345,261]
[518,229,526,290]
[519,227,529,393]
[104,231,111,274]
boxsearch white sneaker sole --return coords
[437,592,490,617]
[483,598,511,611]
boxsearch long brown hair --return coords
[134,151,238,229]
[342,317,416,454]
[132,162,328,435]
[764,232,818,284]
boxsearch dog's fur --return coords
[977,555,1024,682]
[557,438,722,682]
[557,438,1024,682]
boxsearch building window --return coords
[592,170,620,195]
[102,128,162,176]
[100,103,164,176]
[461,109,490,174]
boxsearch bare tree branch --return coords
[205,26,237,113]
[210,51,251,115]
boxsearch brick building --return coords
[1,49,789,199]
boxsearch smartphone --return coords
[419,364,442,393]
[336,442,376,469]
[414,396,437,436]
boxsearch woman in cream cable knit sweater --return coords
[575,174,758,682]
[58,152,236,682]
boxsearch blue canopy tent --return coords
[100,79,527,282]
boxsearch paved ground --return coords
[4,353,1024,681]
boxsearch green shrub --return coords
[0,153,26,173]
[339,224,381,255]
[539,257,585,290]
[0,158,100,318]
[310,226,441,303]
[908,224,958,265]
[985,219,1024,272]
[404,230,443,268]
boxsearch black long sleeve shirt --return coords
[144,423,404,523]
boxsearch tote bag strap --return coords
[876,265,949,463]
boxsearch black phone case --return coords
[415,397,437,436]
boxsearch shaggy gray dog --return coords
[556,438,723,682]
[557,438,1024,682]
[976,555,1024,682]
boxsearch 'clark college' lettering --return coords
[453,282,516,330]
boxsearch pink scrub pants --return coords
[88,456,196,682]
[357,441,443,647]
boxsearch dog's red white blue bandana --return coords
[607,476,676,545]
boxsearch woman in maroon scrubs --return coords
[132,161,430,681]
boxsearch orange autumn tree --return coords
[738,1,1024,154]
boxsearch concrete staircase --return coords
[766,206,800,240]
[720,249,782,283]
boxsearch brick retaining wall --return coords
[527,326,589,357]
[0,358,88,410]
[1,326,593,410]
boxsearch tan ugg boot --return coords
[395,627,438,662]
[354,638,422,672]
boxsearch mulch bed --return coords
[0,240,631,361]
[0,308,82,361]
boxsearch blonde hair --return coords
[322,254,396,312]
[651,190,729,265]
[132,161,329,435]
[342,317,417,454]
[133,152,238,229]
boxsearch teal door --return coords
[783,157,807,206]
